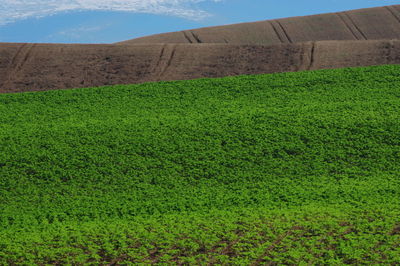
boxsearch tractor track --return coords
[182,31,193,43]
[308,41,316,70]
[343,12,367,40]
[275,21,292,43]
[269,21,285,43]
[385,6,400,25]
[336,12,361,40]
[1,43,35,88]
[190,31,203,43]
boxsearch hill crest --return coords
[118,5,400,45]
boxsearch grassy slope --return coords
[1,65,400,264]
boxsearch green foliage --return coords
[1,65,400,264]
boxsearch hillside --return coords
[0,5,399,93]
[1,65,400,264]
[1,40,400,93]
[119,5,400,45]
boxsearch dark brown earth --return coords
[1,40,399,93]
[0,5,399,93]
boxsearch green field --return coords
[1,65,400,264]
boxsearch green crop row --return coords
[1,206,400,264]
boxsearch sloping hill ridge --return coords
[119,5,400,45]
[0,5,399,93]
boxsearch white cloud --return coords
[0,0,221,25]
[58,25,109,37]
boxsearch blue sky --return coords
[0,0,398,43]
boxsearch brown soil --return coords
[1,40,399,93]
[118,5,400,45]
[0,5,399,93]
